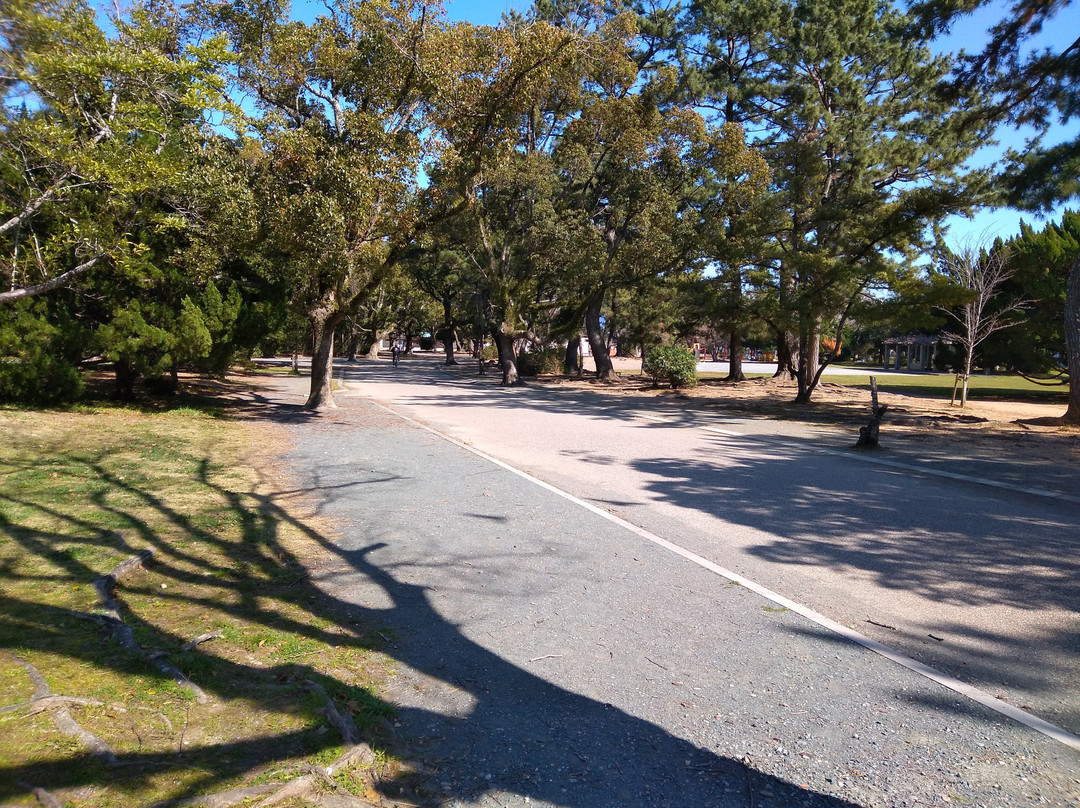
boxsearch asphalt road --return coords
[260,358,1080,807]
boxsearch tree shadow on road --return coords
[337,357,1080,494]
[626,436,1080,733]
[321,358,1080,735]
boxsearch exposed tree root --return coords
[182,630,223,651]
[14,782,63,808]
[5,652,116,766]
[11,550,383,808]
[0,694,104,716]
[83,549,210,704]
[166,784,283,808]
[153,685,381,808]
[305,680,362,746]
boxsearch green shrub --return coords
[517,346,563,376]
[642,344,698,388]
[0,303,84,404]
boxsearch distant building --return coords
[882,335,951,371]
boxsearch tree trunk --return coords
[805,326,821,386]
[773,328,798,380]
[492,328,519,386]
[359,329,387,360]
[1063,253,1080,423]
[441,298,457,365]
[306,309,344,409]
[114,360,137,400]
[727,328,745,382]
[794,314,822,404]
[585,289,614,381]
[854,377,888,449]
[344,321,359,361]
[960,349,973,409]
[563,335,580,374]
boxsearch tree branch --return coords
[0,252,109,303]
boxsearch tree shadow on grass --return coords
[3,370,324,426]
[0,409,860,807]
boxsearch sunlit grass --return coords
[823,371,1068,401]
[0,407,394,807]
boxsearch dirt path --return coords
[545,358,1079,472]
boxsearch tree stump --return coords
[855,376,888,448]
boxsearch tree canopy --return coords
[1,0,1074,415]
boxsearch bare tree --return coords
[938,246,1028,407]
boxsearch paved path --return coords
[259,362,1080,807]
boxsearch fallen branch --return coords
[182,630,223,652]
[865,618,897,631]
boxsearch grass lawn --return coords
[0,400,397,807]
[821,371,1069,402]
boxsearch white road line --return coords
[370,398,1080,754]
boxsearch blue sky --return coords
[443,0,528,24]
